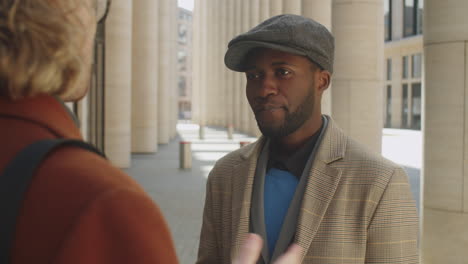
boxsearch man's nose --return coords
[257,75,278,98]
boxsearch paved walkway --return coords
[125,123,422,264]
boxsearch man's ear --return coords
[317,70,331,95]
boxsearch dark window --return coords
[178,76,187,97]
[403,56,409,79]
[411,83,422,130]
[386,58,392,81]
[404,0,423,37]
[386,85,392,128]
[417,0,423,34]
[412,53,422,78]
[385,0,392,41]
[402,84,409,128]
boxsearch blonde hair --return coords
[0,0,87,100]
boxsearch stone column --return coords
[226,0,235,130]
[260,0,270,21]
[131,0,158,153]
[192,0,202,124]
[423,1,468,263]
[215,0,224,127]
[302,0,332,116]
[249,0,261,136]
[158,0,171,144]
[205,0,214,126]
[231,0,241,132]
[270,0,283,16]
[240,0,251,134]
[331,0,384,153]
[199,0,208,130]
[170,0,178,138]
[283,0,301,15]
[104,0,132,168]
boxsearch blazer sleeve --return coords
[51,188,178,264]
[365,167,420,264]
[196,171,222,264]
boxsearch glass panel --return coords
[386,85,392,128]
[412,53,422,78]
[403,56,409,79]
[411,83,422,130]
[384,0,392,41]
[387,58,392,81]
[404,0,415,37]
[417,0,424,34]
[402,84,409,128]
[179,76,187,97]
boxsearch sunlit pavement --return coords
[125,123,422,264]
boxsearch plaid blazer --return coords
[196,118,419,264]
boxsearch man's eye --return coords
[246,73,261,80]
[276,68,291,76]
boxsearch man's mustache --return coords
[252,97,288,114]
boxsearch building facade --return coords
[384,0,424,130]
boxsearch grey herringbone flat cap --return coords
[225,14,334,73]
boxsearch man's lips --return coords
[253,104,287,114]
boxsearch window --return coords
[411,83,422,130]
[178,24,188,44]
[402,84,409,128]
[404,0,423,37]
[417,0,423,34]
[412,53,422,78]
[178,76,187,97]
[386,58,392,81]
[386,85,392,128]
[402,56,409,79]
[384,0,392,41]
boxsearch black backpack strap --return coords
[0,139,105,263]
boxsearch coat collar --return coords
[0,95,82,139]
[231,116,347,262]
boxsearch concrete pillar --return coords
[260,0,270,21]
[215,0,224,127]
[331,0,384,153]
[283,0,301,15]
[249,0,261,136]
[240,0,251,134]
[170,0,178,138]
[423,1,468,263]
[270,0,283,16]
[131,0,158,153]
[233,0,242,131]
[104,0,132,168]
[158,0,171,144]
[226,0,235,129]
[199,0,208,129]
[192,0,202,124]
[302,0,332,116]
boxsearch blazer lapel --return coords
[294,117,347,262]
[230,138,266,262]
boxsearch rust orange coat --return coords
[0,95,178,264]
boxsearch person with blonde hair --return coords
[0,1,178,263]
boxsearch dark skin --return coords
[244,48,331,155]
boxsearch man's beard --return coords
[256,87,315,139]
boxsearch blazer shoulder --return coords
[343,136,403,172]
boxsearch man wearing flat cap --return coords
[197,15,419,264]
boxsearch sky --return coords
[178,0,194,11]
